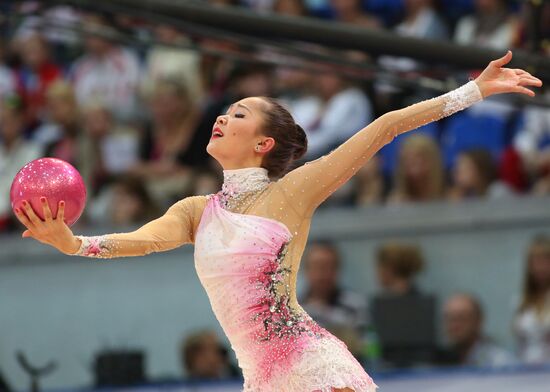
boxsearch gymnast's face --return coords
[207,97,275,169]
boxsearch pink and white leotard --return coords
[71,81,483,391]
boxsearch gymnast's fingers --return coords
[21,200,42,225]
[519,76,543,87]
[40,196,53,221]
[57,200,65,223]
[512,85,535,97]
[491,50,512,68]
[14,207,35,229]
[514,69,543,85]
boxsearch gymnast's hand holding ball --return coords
[11,157,85,255]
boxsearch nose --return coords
[216,115,228,125]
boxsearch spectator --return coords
[448,148,514,201]
[454,0,518,50]
[0,38,17,100]
[301,71,372,160]
[353,154,386,206]
[330,0,382,28]
[513,235,550,365]
[14,31,62,125]
[39,81,83,167]
[400,0,448,38]
[0,95,42,232]
[379,0,448,74]
[513,92,550,195]
[388,134,445,204]
[515,0,550,54]
[300,240,369,357]
[70,12,141,122]
[375,241,424,296]
[80,101,140,197]
[443,293,516,367]
[273,0,308,16]
[180,330,238,381]
[144,24,203,103]
[371,241,436,367]
[132,78,215,205]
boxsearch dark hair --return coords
[305,239,341,269]
[180,330,226,373]
[376,241,424,279]
[257,97,308,178]
[461,148,497,193]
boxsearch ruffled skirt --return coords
[242,333,377,392]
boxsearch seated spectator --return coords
[81,101,140,197]
[515,0,550,53]
[512,92,550,195]
[330,0,382,28]
[0,38,17,100]
[378,0,448,75]
[131,78,215,205]
[353,154,386,206]
[513,235,550,365]
[388,134,445,204]
[39,81,86,172]
[144,24,202,103]
[180,330,239,381]
[70,12,141,122]
[273,0,308,16]
[372,241,437,367]
[448,148,514,201]
[0,95,42,232]
[395,0,448,40]
[443,293,516,368]
[300,240,369,357]
[14,31,62,125]
[301,71,372,160]
[375,241,424,296]
[454,0,518,50]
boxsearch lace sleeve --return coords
[278,81,483,215]
[70,195,206,259]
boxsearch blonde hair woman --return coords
[389,134,445,204]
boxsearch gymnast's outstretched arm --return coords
[14,195,206,258]
[278,51,542,215]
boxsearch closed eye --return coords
[235,113,245,118]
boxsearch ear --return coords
[256,137,275,154]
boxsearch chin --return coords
[206,140,226,162]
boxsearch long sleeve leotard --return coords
[70,81,483,392]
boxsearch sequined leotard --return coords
[71,81,483,391]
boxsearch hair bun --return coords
[292,124,308,160]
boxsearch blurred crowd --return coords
[0,0,548,233]
[298,235,550,371]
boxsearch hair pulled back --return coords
[257,97,308,178]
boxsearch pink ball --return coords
[10,157,87,226]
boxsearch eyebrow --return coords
[227,103,253,115]
[237,103,252,114]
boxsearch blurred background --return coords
[0,0,549,391]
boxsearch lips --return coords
[211,126,224,139]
